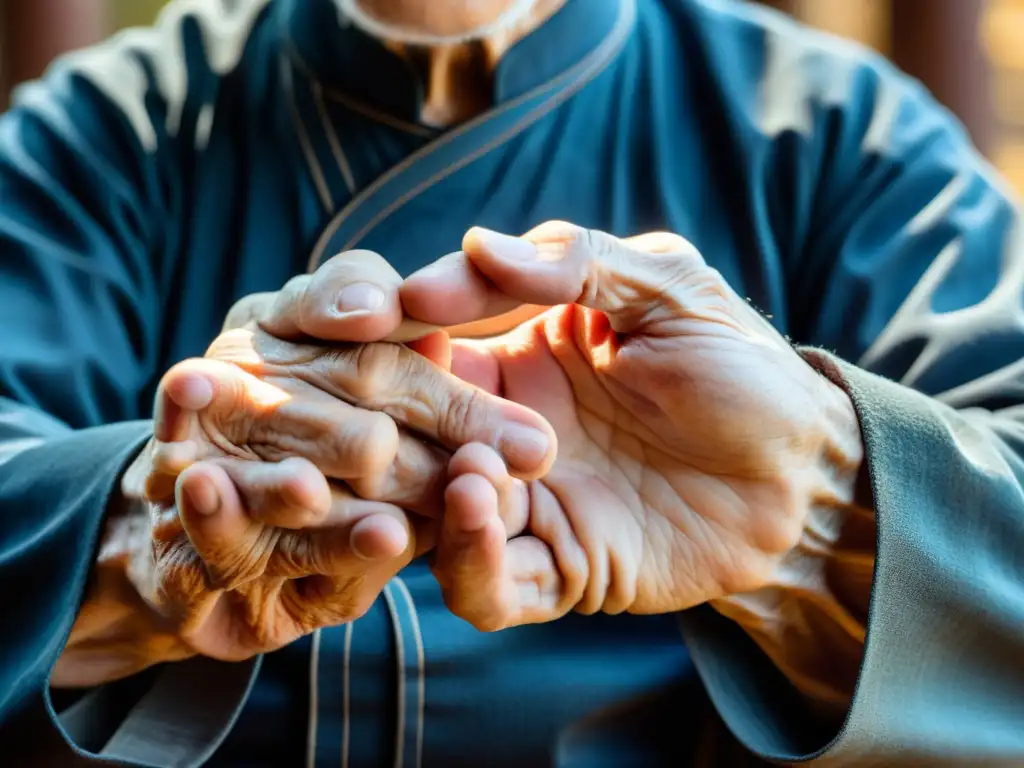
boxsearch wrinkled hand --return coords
[117,250,556,661]
[400,222,865,629]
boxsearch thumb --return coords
[258,249,439,343]
[401,222,707,334]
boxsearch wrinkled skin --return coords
[127,222,863,656]
[400,222,864,631]
[116,251,556,663]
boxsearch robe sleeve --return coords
[678,55,1024,764]
[0,7,264,764]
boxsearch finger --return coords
[433,472,511,631]
[395,254,545,338]
[157,356,397,476]
[448,442,528,537]
[399,250,523,327]
[178,458,415,587]
[221,291,277,332]
[440,447,589,628]
[434,472,564,631]
[176,459,273,590]
[153,356,295,453]
[135,437,204,506]
[156,358,453,516]
[315,343,557,479]
[280,508,422,630]
[268,505,414,579]
[259,250,408,342]
[154,360,217,443]
[221,458,426,564]
[402,222,705,334]
[348,435,449,517]
[212,456,332,529]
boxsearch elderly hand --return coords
[59,251,555,681]
[399,222,866,630]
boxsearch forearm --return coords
[53,498,194,688]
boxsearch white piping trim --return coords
[281,53,334,213]
[341,621,354,768]
[381,583,406,768]
[306,0,637,269]
[306,628,322,768]
[313,81,358,194]
[392,577,425,768]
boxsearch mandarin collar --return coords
[279,0,625,124]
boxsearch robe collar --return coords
[278,0,625,124]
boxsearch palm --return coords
[477,301,822,614]
[402,222,853,623]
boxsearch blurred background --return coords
[0,0,1021,192]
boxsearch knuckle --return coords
[223,292,274,332]
[300,537,332,577]
[208,529,277,590]
[276,486,328,527]
[317,411,398,485]
[676,266,732,314]
[278,274,311,319]
[204,559,255,591]
[700,266,729,295]
[270,537,311,577]
[278,532,333,578]
[346,473,387,502]
[579,227,618,261]
[344,343,402,403]
[347,595,377,622]
[154,538,208,607]
[527,219,575,238]
[441,387,489,443]
[351,413,400,477]
[281,274,310,298]
[294,280,329,334]
[205,328,255,362]
[666,234,702,262]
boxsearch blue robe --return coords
[2,0,1024,765]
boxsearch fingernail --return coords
[336,282,386,314]
[499,425,551,473]
[351,516,407,561]
[184,479,220,517]
[472,228,538,261]
[174,375,215,411]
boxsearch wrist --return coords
[709,358,876,715]
[813,371,866,513]
[53,445,194,688]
